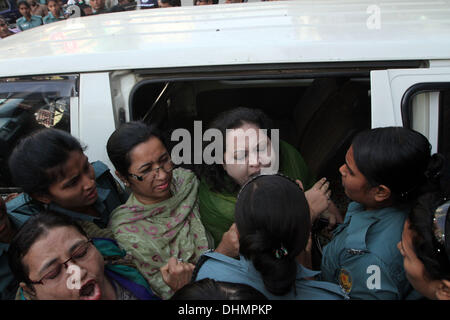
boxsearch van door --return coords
[371,67,450,160]
[78,72,117,170]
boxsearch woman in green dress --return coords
[198,107,342,247]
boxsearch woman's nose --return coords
[154,166,169,181]
[82,174,96,190]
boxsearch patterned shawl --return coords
[108,168,209,299]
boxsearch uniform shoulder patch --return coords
[338,269,353,294]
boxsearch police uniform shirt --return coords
[43,12,65,24]
[0,213,29,300]
[196,251,347,300]
[16,15,43,31]
[321,202,420,300]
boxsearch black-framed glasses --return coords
[29,239,93,286]
[128,156,175,182]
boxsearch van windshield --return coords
[0,75,77,190]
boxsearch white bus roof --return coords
[1,0,450,77]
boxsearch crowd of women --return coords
[0,107,449,300]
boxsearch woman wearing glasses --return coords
[8,213,162,300]
[106,121,214,299]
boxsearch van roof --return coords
[1,0,450,77]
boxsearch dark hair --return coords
[17,1,30,8]
[352,127,440,204]
[8,128,84,196]
[7,212,88,287]
[160,0,181,6]
[408,156,450,281]
[235,174,310,296]
[171,278,267,300]
[47,0,59,5]
[107,121,165,178]
[199,107,274,193]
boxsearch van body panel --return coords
[1,0,450,77]
[79,73,116,171]
[1,0,449,191]
[371,67,450,153]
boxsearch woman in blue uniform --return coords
[194,174,347,300]
[6,128,128,238]
[320,127,443,299]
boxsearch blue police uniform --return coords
[0,212,29,300]
[16,15,43,31]
[195,251,348,300]
[6,161,128,230]
[321,202,421,300]
[43,12,65,24]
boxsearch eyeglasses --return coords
[29,239,94,286]
[128,156,175,182]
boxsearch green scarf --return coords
[108,168,209,300]
[199,140,314,246]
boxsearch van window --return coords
[129,76,372,213]
[0,75,78,190]
[406,85,450,160]
[0,0,8,11]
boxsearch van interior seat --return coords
[194,86,306,147]
[293,79,371,211]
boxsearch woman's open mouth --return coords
[79,279,102,300]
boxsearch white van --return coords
[0,0,449,200]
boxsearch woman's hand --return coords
[215,223,239,258]
[160,257,195,292]
[305,178,331,222]
[321,201,344,230]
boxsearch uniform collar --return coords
[204,251,321,280]
[345,201,407,220]
[48,11,63,19]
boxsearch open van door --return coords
[371,67,450,160]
